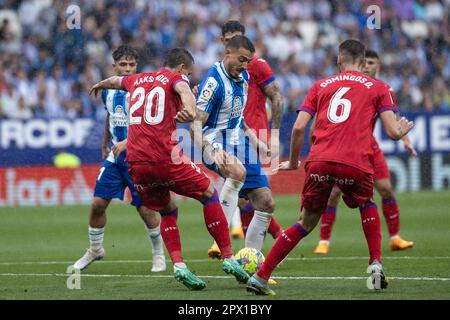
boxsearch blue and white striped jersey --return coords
[101,89,130,166]
[197,61,250,146]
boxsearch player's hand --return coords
[275,160,301,172]
[403,139,417,157]
[89,83,102,98]
[192,85,199,97]
[398,117,414,138]
[175,109,194,123]
[112,140,127,159]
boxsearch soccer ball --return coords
[234,247,265,275]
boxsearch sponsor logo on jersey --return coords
[202,88,213,100]
[201,77,218,101]
[111,106,128,127]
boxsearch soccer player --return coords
[89,47,249,291]
[217,20,284,244]
[246,40,414,295]
[191,36,279,261]
[73,45,166,273]
[313,50,416,255]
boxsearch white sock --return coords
[174,262,187,268]
[88,227,105,251]
[146,225,164,255]
[231,207,242,228]
[219,178,244,226]
[245,210,272,250]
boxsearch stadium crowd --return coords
[0,0,449,120]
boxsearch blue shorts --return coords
[93,160,143,207]
[204,137,270,198]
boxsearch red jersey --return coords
[121,68,189,163]
[244,56,276,136]
[298,70,397,174]
[371,82,398,150]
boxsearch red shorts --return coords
[373,146,390,180]
[302,161,374,212]
[128,158,210,211]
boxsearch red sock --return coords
[257,223,308,280]
[202,189,233,258]
[382,197,400,237]
[320,206,337,241]
[268,218,283,239]
[240,202,254,236]
[359,202,382,264]
[160,209,183,263]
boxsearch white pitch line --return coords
[0,256,449,266]
[0,273,449,282]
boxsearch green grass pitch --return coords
[0,191,449,300]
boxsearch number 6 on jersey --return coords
[327,87,351,124]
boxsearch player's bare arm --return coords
[190,109,227,167]
[262,81,283,130]
[244,122,268,154]
[380,111,414,140]
[174,81,196,123]
[190,109,214,154]
[262,81,282,156]
[89,76,124,97]
[102,114,111,160]
[308,115,316,145]
[277,111,311,171]
[401,134,417,156]
[112,139,127,159]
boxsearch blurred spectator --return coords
[0,0,448,120]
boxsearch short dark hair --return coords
[221,20,245,36]
[365,49,379,59]
[338,39,365,65]
[225,35,255,53]
[112,45,139,62]
[163,47,195,68]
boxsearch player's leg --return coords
[314,185,342,254]
[218,154,246,226]
[239,198,254,236]
[173,161,249,284]
[375,178,414,251]
[244,187,275,251]
[73,162,121,270]
[339,165,388,290]
[73,197,110,270]
[128,162,206,290]
[373,147,413,250]
[239,198,282,240]
[136,205,166,272]
[247,206,321,295]
[230,206,244,239]
[207,153,246,258]
[159,199,207,290]
[125,169,166,272]
[247,161,332,295]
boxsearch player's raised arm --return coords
[380,111,414,140]
[174,81,196,123]
[89,76,124,97]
